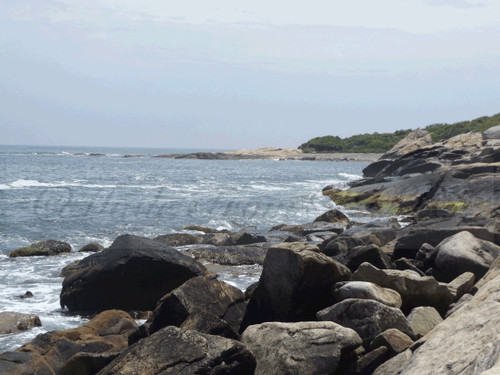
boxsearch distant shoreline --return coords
[153,147,382,162]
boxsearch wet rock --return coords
[433,231,500,282]
[370,328,414,355]
[149,275,246,339]
[406,306,443,338]
[60,234,207,312]
[0,310,138,375]
[317,298,415,345]
[154,233,201,246]
[183,244,269,265]
[78,242,104,252]
[241,321,362,375]
[352,262,454,314]
[182,225,230,233]
[9,240,71,257]
[18,291,34,299]
[98,326,256,375]
[0,312,41,334]
[314,209,350,223]
[334,281,402,308]
[240,242,351,330]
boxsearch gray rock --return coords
[447,271,475,301]
[60,352,120,375]
[60,234,208,312]
[183,244,269,265]
[317,298,415,345]
[370,254,500,374]
[78,242,104,252]
[373,349,413,375]
[406,307,443,337]
[348,346,390,375]
[9,239,71,257]
[154,233,201,246]
[484,124,500,139]
[0,312,41,334]
[370,328,414,355]
[352,262,454,315]
[434,231,500,281]
[98,326,256,375]
[241,321,362,375]
[334,281,402,308]
[149,275,246,338]
[241,242,351,330]
[314,209,350,223]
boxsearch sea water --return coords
[0,145,371,352]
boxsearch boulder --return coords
[334,281,402,308]
[60,234,207,312]
[317,298,415,345]
[370,253,500,374]
[98,326,256,375]
[381,129,433,160]
[240,242,351,330]
[393,217,499,260]
[228,231,267,245]
[154,233,201,246]
[271,222,348,236]
[0,310,138,375]
[406,306,443,338]
[9,240,71,257]
[370,328,414,355]
[314,209,350,223]
[433,231,500,282]
[0,312,41,334]
[345,244,392,271]
[352,262,454,314]
[59,352,120,375]
[182,225,229,233]
[149,275,246,338]
[78,242,104,252]
[241,321,362,375]
[183,243,269,265]
[483,124,500,139]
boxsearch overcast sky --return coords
[1,0,499,149]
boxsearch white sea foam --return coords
[338,172,362,180]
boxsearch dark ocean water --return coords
[0,144,371,352]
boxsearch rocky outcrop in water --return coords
[9,239,71,257]
[0,312,41,335]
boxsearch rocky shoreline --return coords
[153,147,382,162]
[1,126,499,374]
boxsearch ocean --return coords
[0,144,371,352]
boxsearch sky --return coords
[1,0,499,149]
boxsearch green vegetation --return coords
[300,112,500,153]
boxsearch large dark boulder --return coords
[314,209,350,223]
[60,234,207,312]
[240,242,351,331]
[98,326,256,375]
[9,240,71,257]
[317,298,415,346]
[241,321,362,375]
[149,275,246,338]
[0,310,138,375]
